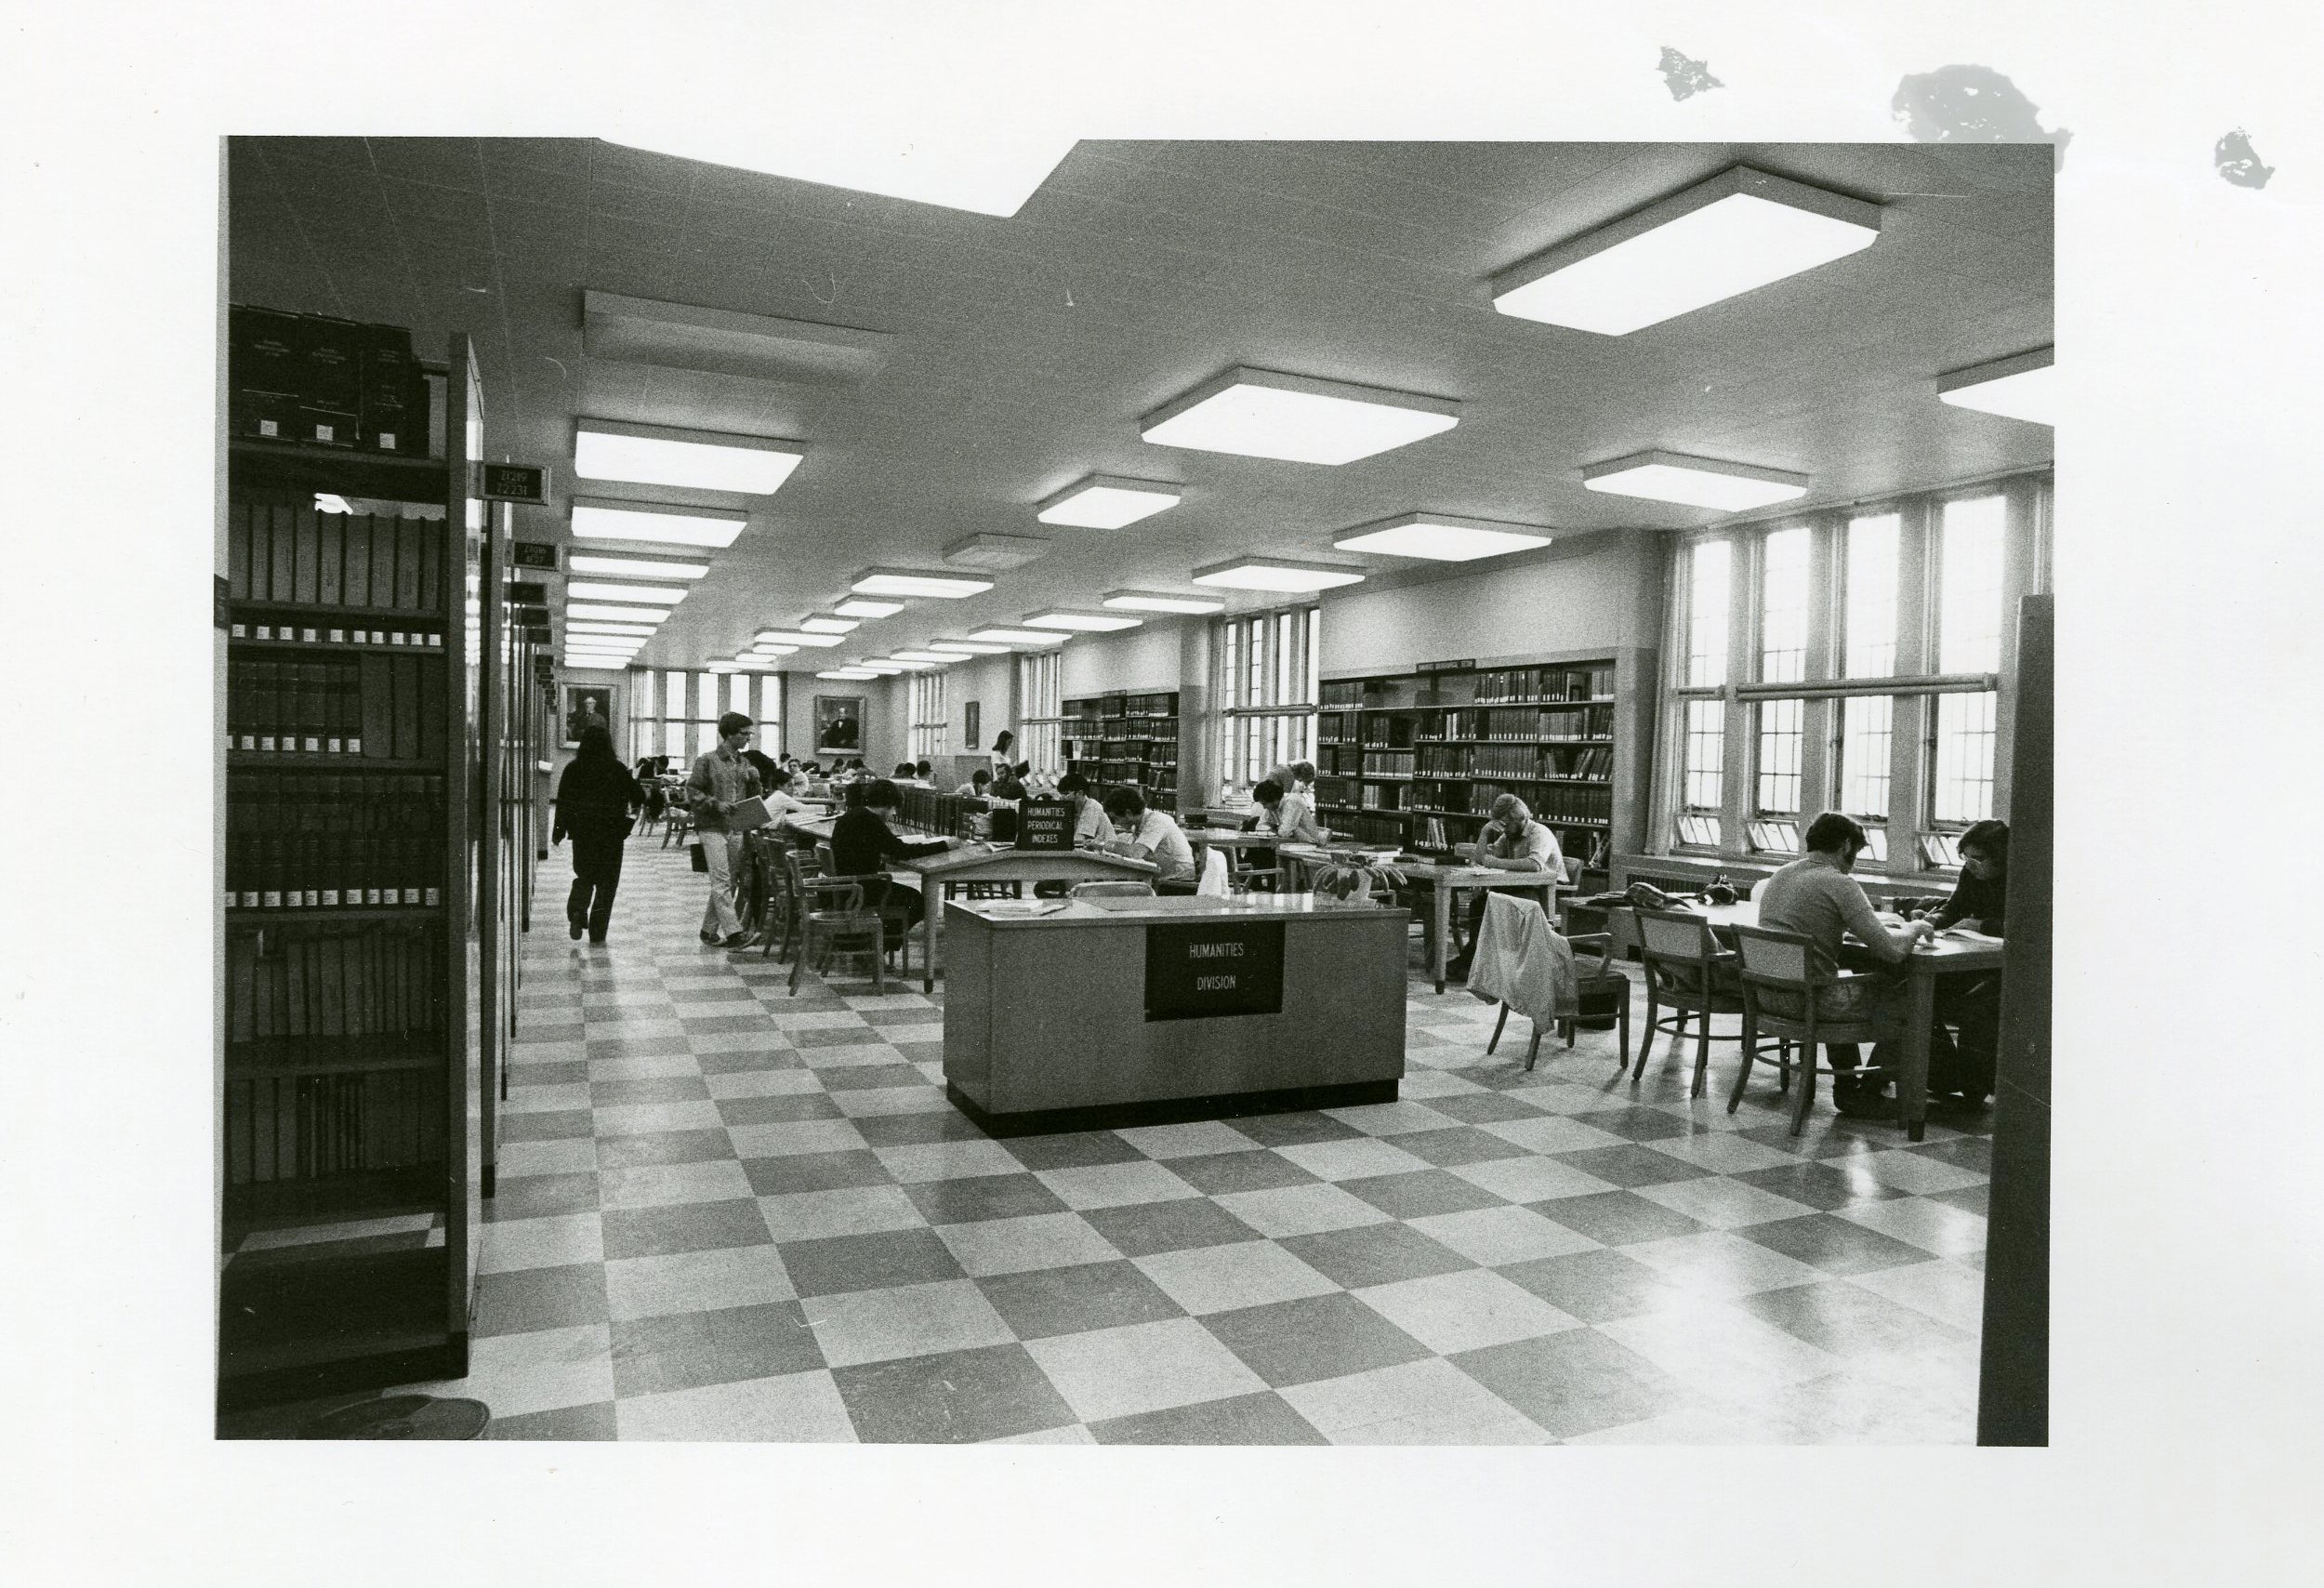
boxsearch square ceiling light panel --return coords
[1937,347,2055,426]
[582,291,895,387]
[850,660,908,674]
[1332,512,1554,562]
[575,418,804,496]
[967,627,1069,646]
[850,568,997,599]
[571,498,750,549]
[943,534,1050,572]
[1035,474,1183,529]
[922,647,983,660]
[607,129,1076,218]
[891,650,965,663]
[568,602,674,622]
[878,658,939,670]
[799,615,860,634]
[1490,165,1883,336]
[566,620,659,637]
[1580,451,1809,512]
[929,639,1013,655]
[1024,610,1143,633]
[1192,556,1367,592]
[818,668,884,681]
[567,580,691,605]
[834,596,906,619]
[755,629,847,648]
[1101,590,1228,615]
[1141,367,1460,465]
[746,644,799,658]
[565,553,709,580]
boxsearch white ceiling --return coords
[226,138,2053,670]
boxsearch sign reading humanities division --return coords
[1015,798,1074,852]
[1143,920,1286,1022]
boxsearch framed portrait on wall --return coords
[814,695,863,754]
[561,683,614,748]
[965,700,981,749]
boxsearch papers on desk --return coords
[976,901,1067,919]
[1939,926,2002,945]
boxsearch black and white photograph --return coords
[12,5,2323,1583]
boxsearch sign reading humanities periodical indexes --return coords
[1143,920,1286,1022]
[1014,797,1074,852]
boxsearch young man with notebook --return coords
[686,712,765,948]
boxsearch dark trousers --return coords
[862,875,926,929]
[568,830,626,940]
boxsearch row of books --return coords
[226,920,448,1042]
[225,654,446,760]
[1472,666,1614,704]
[1467,705,1615,740]
[1358,783,1410,812]
[1466,779,1615,823]
[1359,721,1417,750]
[223,1069,446,1186]
[1318,746,1361,776]
[1343,814,1406,845]
[1360,750,1417,777]
[224,773,445,909]
[225,503,445,611]
[229,306,431,454]
[231,619,443,649]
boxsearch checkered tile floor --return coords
[390,834,1993,1443]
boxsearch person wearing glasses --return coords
[686,711,764,949]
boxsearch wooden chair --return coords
[815,840,919,980]
[751,840,798,959]
[1224,845,1279,893]
[1482,930,1632,1074]
[1632,907,1750,1098]
[1068,880,1155,900]
[785,851,887,996]
[1727,924,1894,1136]
[660,798,694,849]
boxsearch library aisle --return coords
[390,833,1994,1443]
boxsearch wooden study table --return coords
[1600,898,2003,1143]
[1275,844,1564,996]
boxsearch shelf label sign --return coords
[482,463,548,505]
[1417,657,1475,674]
[1144,920,1286,1022]
[509,539,559,570]
[1014,797,1074,852]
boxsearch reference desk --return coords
[941,893,1409,1135]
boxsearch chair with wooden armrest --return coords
[1632,906,1750,1099]
[1727,924,1895,1135]
[785,850,887,996]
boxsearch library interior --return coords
[215,136,2051,1445]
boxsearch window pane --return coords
[1683,699,1724,811]
[695,674,717,722]
[1755,698,1803,814]
[1686,540,1731,687]
[1759,528,1810,683]
[1838,695,1893,818]
[694,719,719,760]
[1931,691,1998,823]
[728,673,750,715]
[1939,496,2006,673]
[664,669,685,720]
[1306,607,1320,702]
[1844,513,1900,677]
[757,676,782,741]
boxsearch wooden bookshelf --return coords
[1314,659,1643,880]
[1063,691,1182,813]
[217,328,495,1412]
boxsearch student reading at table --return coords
[1912,818,2007,1100]
[1253,776,1327,845]
[1101,786,1196,893]
[761,769,817,826]
[1054,773,1116,847]
[1757,812,1936,1099]
[952,766,993,799]
[1445,792,1563,980]
[831,778,960,930]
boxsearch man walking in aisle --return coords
[688,711,764,948]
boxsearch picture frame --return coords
[561,683,613,748]
[814,695,864,754]
[965,699,982,749]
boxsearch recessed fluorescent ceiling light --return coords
[1025,610,1142,632]
[574,420,804,496]
[967,627,1069,645]
[851,661,907,674]
[754,629,846,648]
[566,554,709,580]
[1140,367,1459,465]
[880,658,938,670]
[923,648,981,660]
[567,580,690,605]
[1101,590,1227,615]
[929,640,1012,655]
[799,615,859,634]
[891,650,961,663]
[1490,165,1882,336]
[833,597,905,618]
[571,498,749,549]
[562,658,630,670]
[608,130,1076,218]
[568,602,674,622]
[818,668,883,681]
[746,644,799,657]
[566,621,658,637]
[1937,347,2055,426]
[1192,556,1367,592]
[849,568,996,599]
[726,657,782,670]
[1580,450,1809,511]
[1333,512,1554,562]
[1035,475,1183,528]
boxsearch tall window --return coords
[633,670,778,765]
[1844,512,1900,677]
[1930,690,1998,825]
[1017,649,1062,773]
[1685,539,1731,687]
[1758,527,1809,683]
[1212,604,1321,800]
[1837,694,1893,863]
[908,672,947,760]
[1750,698,1804,853]
[1677,699,1723,847]
[1939,495,2007,674]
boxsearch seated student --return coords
[1253,776,1327,845]
[914,760,935,785]
[830,778,960,930]
[1100,786,1196,893]
[987,763,1026,801]
[1913,818,2008,1100]
[952,766,994,799]
[1758,812,1937,1104]
[892,761,920,782]
[1053,773,1116,847]
[1014,761,1054,799]
[761,769,817,826]
[1446,793,1565,979]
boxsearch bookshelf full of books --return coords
[1314,659,1638,880]
[217,324,494,1409]
[1062,691,1181,812]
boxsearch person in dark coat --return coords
[555,724,643,944]
[830,778,957,929]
